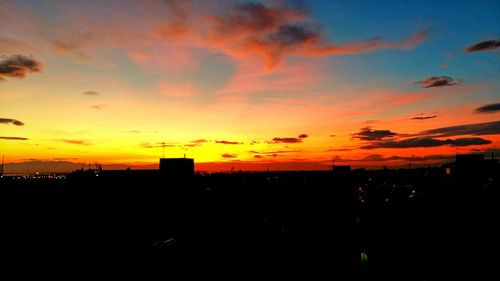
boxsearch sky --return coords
[1,0,499,173]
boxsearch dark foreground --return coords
[0,168,498,279]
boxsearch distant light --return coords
[361,252,369,266]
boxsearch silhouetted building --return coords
[331,165,351,176]
[450,154,499,191]
[160,158,194,178]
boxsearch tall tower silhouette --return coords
[0,155,4,176]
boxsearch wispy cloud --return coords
[474,103,500,114]
[298,133,308,138]
[221,153,237,158]
[360,137,491,149]
[465,40,500,52]
[139,142,175,148]
[159,1,427,69]
[58,139,90,145]
[215,140,242,145]
[91,104,107,110]
[191,139,208,143]
[0,54,42,80]
[0,118,25,126]
[83,91,99,96]
[0,136,28,140]
[411,115,437,120]
[421,121,500,137]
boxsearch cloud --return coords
[58,139,90,145]
[140,142,175,148]
[163,1,427,69]
[421,121,500,137]
[0,136,28,140]
[0,118,24,126]
[474,103,500,114]
[183,143,200,147]
[251,149,301,154]
[221,153,237,158]
[465,40,500,52]
[272,137,302,143]
[215,140,242,145]
[356,154,455,162]
[0,54,42,80]
[360,137,491,149]
[91,104,107,110]
[83,91,99,96]
[415,76,458,88]
[310,30,428,56]
[191,139,208,143]
[412,115,437,120]
[326,147,354,152]
[450,137,491,147]
[254,155,263,158]
[298,133,308,138]
[352,127,397,141]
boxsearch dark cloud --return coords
[267,24,318,47]
[214,2,305,35]
[83,91,99,96]
[221,153,237,158]
[449,137,491,147]
[91,104,107,110]
[58,139,90,145]
[215,140,242,145]
[329,134,336,137]
[365,120,379,124]
[0,54,42,80]
[0,118,24,126]
[474,103,500,114]
[421,121,500,137]
[465,40,500,52]
[254,155,264,158]
[415,76,458,88]
[360,137,491,149]
[0,136,28,140]
[352,127,397,141]
[272,137,302,143]
[412,115,437,120]
[298,133,308,138]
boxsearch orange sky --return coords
[1,0,499,173]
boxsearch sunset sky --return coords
[1,0,499,172]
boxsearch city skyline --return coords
[1,0,499,172]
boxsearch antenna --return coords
[160,141,166,158]
[0,155,4,176]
